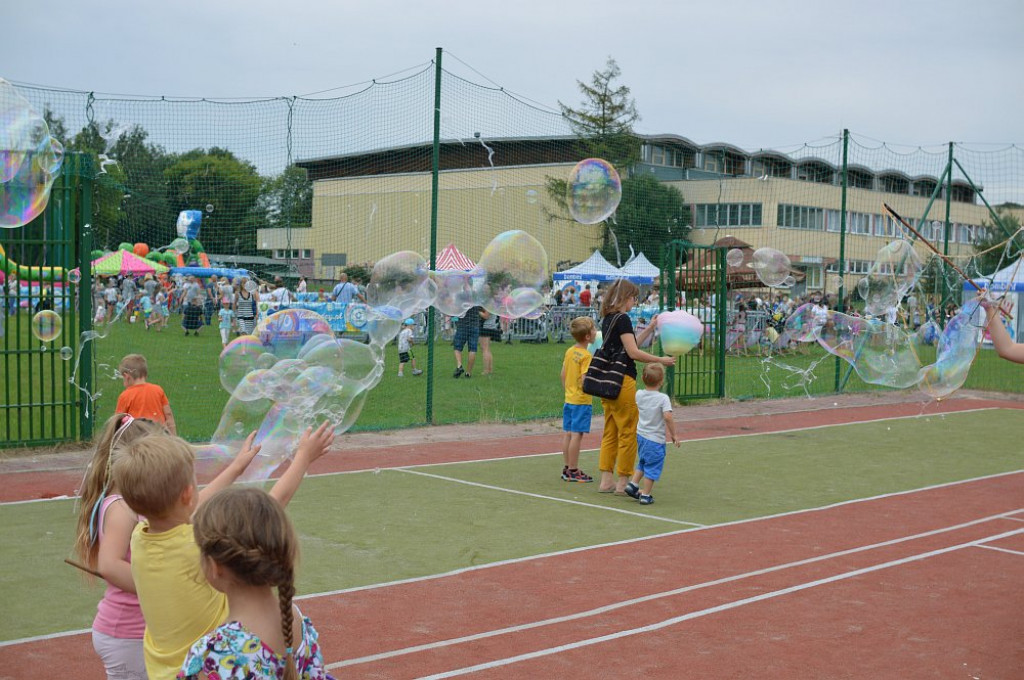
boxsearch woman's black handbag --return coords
[582,315,630,399]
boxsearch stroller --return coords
[182,300,204,335]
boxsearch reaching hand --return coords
[295,422,336,464]
[234,431,262,469]
[660,356,675,366]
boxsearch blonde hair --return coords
[112,435,195,519]
[118,354,148,380]
[193,487,299,680]
[74,414,166,570]
[642,362,665,388]
[569,316,596,343]
[599,279,640,318]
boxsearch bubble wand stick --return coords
[882,203,1012,320]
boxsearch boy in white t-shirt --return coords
[397,319,423,377]
[624,363,677,505]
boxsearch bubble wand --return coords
[64,557,103,578]
[882,203,1012,320]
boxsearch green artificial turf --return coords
[1,408,1020,642]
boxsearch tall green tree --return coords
[163,148,266,256]
[974,208,1022,275]
[613,173,690,262]
[260,164,313,230]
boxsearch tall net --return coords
[4,59,1022,447]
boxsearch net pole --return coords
[425,47,443,425]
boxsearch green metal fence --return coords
[1,153,93,447]
[4,53,1022,448]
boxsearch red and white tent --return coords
[435,243,476,271]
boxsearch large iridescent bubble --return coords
[365,251,436,322]
[1,79,65,228]
[917,300,981,398]
[431,268,487,318]
[203,309,384,481]
[477,230,549,318]
[567,158,622,225]
[750,247,791,287]
[814,312,923,388]
[857,240,924,317]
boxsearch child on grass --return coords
[397,319,423,377]
[116,354,177,436]
[112,422,335,679]
[75,413,167,680]
[178,487,332,679]
[560,316,597,483]
[217,298,235,347]
[624,363,677,505]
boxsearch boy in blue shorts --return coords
[560,316,597,482]
[625,363,677,504]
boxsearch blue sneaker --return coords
[624,482,640,499]
[639,494,654,505]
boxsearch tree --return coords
[260,164,313,230]
[545,57,644,255]
[613,173,690,264]
[163,148,266,256]
[974,208,1023,275]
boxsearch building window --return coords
[693,203,762,228]
[301,249,312,259]
[778,204,824,231]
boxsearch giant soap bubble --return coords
[858,240,924,317]
[31,309,62,342]
[431,268,486,318]
[477,230,549,318]
[365,251,436,321]
[1,79,65,228]
[567,158,622,225]
[750,247,791,287]
[917,300,981,398]
[204,309,385,480]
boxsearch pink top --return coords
[92,494,145,639]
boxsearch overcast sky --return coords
[7,0,1023,151]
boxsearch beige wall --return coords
[257,164,603,279]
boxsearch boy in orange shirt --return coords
[115,354,177,435]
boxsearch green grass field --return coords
[2,407,1021,642]
[2,310,1022,447]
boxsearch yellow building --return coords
[258,134,1018,292]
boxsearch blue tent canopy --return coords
[552,250,655,284]
[964,257,1024,292]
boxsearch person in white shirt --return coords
[397,319,423,376]
[623,363,677,506]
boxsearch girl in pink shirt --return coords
[75,413,166,679]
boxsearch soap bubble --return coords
[917,301,981,398]
[828,274,844,289]
[784,303,824,343]
[170,238,190,254]
[431,269,486,318]
[781,275,796,287]
[726,248,744,267]
[205,203,215,213]
[67,268,82,284]
[525,189,539,205]
[815,312,923,388]
[749,247,791,287]
[31,309,62,342]
[59,346,74,360]
[364,251,436,322]
[208,309,385,481]
[244,279,258,293]
[858,240,924,317]
[567,158,622,225]
[477,230,549,318]
[657,310,704,356]
[0,79,65,228]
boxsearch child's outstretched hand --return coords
[231,431,262,471]
[295,422,336,464]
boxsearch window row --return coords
[693,203,763,228]
[272,249,312,259]
[778,204,986,244]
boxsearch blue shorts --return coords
[453,324,479,352]
[562,403,592,434]
[636,435,667,481]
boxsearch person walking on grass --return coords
[624,363,677,505]
[452,305,483,378]
[397,319,423,377]
[560,316,597,483]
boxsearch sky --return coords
[7,0,1024,152]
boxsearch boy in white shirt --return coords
[397,319,423,377]
[624,363,677,505]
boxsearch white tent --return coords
[552,250,624,281]
[618,252,659,284]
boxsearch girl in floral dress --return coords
[178,487,331,680]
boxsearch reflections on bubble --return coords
[567,158,621,225]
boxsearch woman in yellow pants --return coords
[596,279,675,494]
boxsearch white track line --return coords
[975,544,1024,557]
[396,468,704,527]
[325,512,1020,671]
[415,527,1024,679]
[1,406,1010,507]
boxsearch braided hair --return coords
[192,487,299,679]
